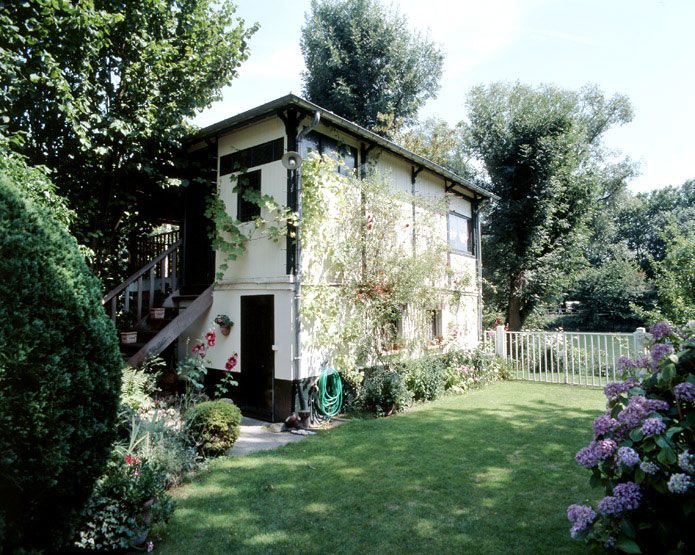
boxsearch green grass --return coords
[158,382,604,555]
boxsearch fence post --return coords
[495,325,507,359]
[633,327,647,355]
[562,330,569,384]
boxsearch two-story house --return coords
[114,94,493,421]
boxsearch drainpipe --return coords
[293,111,321,412]
[473,198,487,342]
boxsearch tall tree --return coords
[0,0,257,282]
[464,82,634,330]
[300,0,443,133]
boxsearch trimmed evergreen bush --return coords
[186,400,242,456]
[0,172,122,550]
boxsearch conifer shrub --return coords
[0,171,122,550]
[186,400,242,456]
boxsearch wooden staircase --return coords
[103,239,213,366]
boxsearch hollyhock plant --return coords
[205,330,216,347]
[568,323,694,552]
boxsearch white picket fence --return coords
[482,326,649,387]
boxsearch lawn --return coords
[158,382,604,555]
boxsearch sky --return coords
[192,0,695,193]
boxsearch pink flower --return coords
[191,343,206,357]
[225,353,238,371]
[124,454,138,465]
[205,330,216,347]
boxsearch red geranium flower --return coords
[225,353,238,371]
[205,330,216,347]
[124,454,138,465]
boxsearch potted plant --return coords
[117,310,138,344]
[149,306,166,320]
[214,314,234,336]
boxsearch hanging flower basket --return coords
[214,314,234,336]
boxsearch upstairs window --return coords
[448,211,474,254]
[300,131,357,174]
[236,170,261,222]
[219,137,284,176]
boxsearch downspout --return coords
[473,198,486,342]
[293,111,321,412]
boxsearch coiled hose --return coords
[314,366,343,420]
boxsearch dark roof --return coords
[190,94,494,200]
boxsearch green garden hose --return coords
[314,366,343,419]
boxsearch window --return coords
[428,309,443,341]
[448,211,474,254]
[236,170,261,222]
[219,137,284,176]
[300,131,357,174]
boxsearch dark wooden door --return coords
[238,295,275,420]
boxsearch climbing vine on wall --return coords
[204,174,297,279]
[300,154,472,378]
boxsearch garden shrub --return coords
[0,171,122,550]
[567,321,694,553]
[402,355,447,401]
[187,400,242,456]
[74,452,174,551]
[362,366,412,416]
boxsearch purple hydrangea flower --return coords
[604,378,640,400]
[597,495,623,515]
[646,399,669,412]
[613,481,641,510]
[640,461,659,474]
[617,396,650,430]
[618,356,651,372]
[575,439,617,468]
[649,321,672,340]
[651,343,674,368]
[617,447,640,466]
[595,439,617,459]
[592,413,619,437]
[678,450,694,474]
[641,417,666,436]
[667,473,692,494]
[567,504,596,538]
[674,382,695,403]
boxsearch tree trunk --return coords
[506,273,524,331]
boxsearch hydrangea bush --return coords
[568,321,695,553]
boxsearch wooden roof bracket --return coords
[411,164,424,184]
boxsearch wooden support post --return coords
[137,276,143,320]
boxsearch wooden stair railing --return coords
[127,286,213,366]
[103,239,182,322]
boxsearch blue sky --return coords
[193,0,695,192]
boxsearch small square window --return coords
[236,170,261,222]
[427,309,444,343]
[448,212,474,254]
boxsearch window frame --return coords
[447,210,475,255]
[235,169,262,223]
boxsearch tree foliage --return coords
[300,0,444,133]
[396,118,470,177]
[0,161,122,551]
[464,82,634,330]
[0,0,257,282]
[571,251,651,331]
